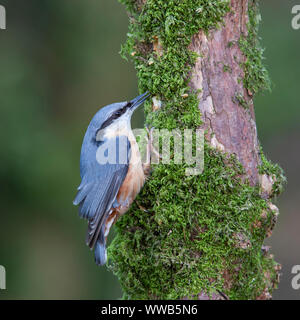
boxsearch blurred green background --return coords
[0,0,299,300]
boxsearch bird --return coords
[73,92,151,266]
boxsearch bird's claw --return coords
[145,126,162,161]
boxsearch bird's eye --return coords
[115,107,126,117]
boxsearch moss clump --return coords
[223,64,232,73]
[119,0,230,130]
[233,92,250,109]
[259,148,286,198]
[239,0,271,96]
[109,147,279,299]
[109,0,283,300]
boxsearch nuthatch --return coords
[73,92,151,266]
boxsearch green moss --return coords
[223,64,232,73]
[109,0,282,300]
[109,147,278,299]
[227,41,234,48]
[119,0,230,130]
[239,0,271,96]
[233,92,250,109]
[259,148,286,198]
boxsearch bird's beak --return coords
[130,92,150,111]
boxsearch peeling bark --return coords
[189,0,260,186]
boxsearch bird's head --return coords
[88,92,150,137]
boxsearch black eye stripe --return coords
[116,102,131,116]
[98,102,132,131]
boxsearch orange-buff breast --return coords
[104,134,145,240]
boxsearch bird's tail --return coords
[94,238,107,266]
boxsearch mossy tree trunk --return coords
[189,0,260,186]
[109,0,285,300]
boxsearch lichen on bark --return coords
[108,0,285,300]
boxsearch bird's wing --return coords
[73,135,131,249]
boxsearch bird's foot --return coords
[145,126,162,162]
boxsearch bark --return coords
[188,0,278,300]
[190,0,260,186]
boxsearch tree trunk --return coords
[109,0,285,300]
[189,0,260,186]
